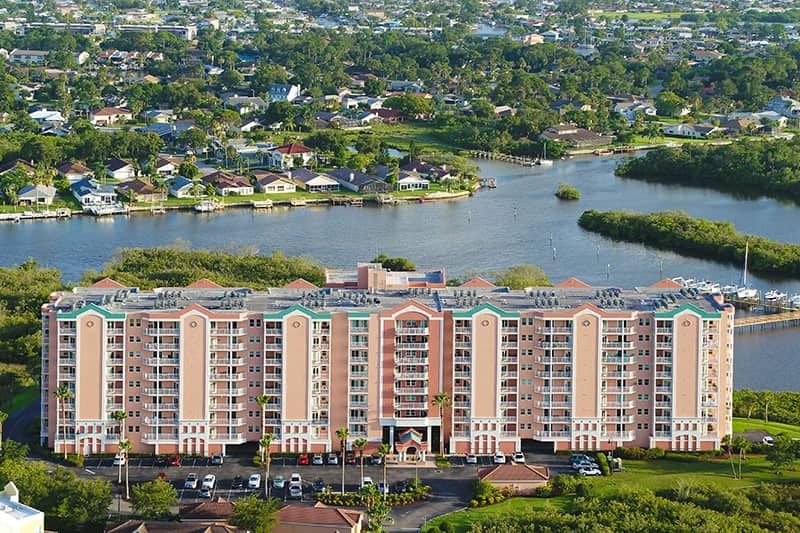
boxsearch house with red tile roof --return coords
[274,503,363,533]
[477,464,550,495]
[267,143,316,170]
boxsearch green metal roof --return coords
[452,302,519,319]
[57,303,125,320]
[653,303,721,319]
[264,304,331,320]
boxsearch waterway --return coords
[1,155,797,390]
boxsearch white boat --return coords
[764,289,787,302]
[721,285,738,295]
[194,200,217,212]
[536,143,554,166]
[788,294,800,308]
[736,242,758,299]
[671,276,686,286]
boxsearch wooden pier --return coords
[734,310,800,331]
[469,150,537,167]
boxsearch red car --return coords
[298,453,309,465]
[169,455,182,467]
[346,454,357,465]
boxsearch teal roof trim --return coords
[654,303,720,319]
[57,303,125,320]
[452,302,519,319]
[264,304,331,320]
[347,312,372,318]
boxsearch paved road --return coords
[5,399,40,446]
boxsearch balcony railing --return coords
[603,371,635,379]
[396,372,427,380]
[209,372,246,381]
[656,342,672,350]
[395,402,427,409]
[535,415,571,423]
[654,431,672,438]
[536,327,572,334]
[602,341,636,349]
[454,386,471,394]
[604,400,635,409]
[350,341,369,348]
[144,342,179,351]
[655,356,673,364]
[212,387,246,395]
[602,355,635,364]
[210,418,246,426]
[212,343,246,351]
[603,415,635,423]
[454,342,471,349]
[105,343,124,350]
[537,341,571,349]
[604,430,636,441]
[453,371,471,378]
[208,433,246,443]
[142,433,179,443]
[536,370,572,378]
[655,386,672,393]
[60,328,77,335]
[396,342,429,350]
[396,356,428,365]
[145,328,179,335]
[312,343,330,351]
[107,328,125,335]
[396,327,429,335]
[144,373,179,381]
[210,357,245,365]
[350,354,369,363]
[264,343,283,351]
[210,328,246,335]
[536,356,572,364]
[453,401,470,408]
[454,327,471,334]
[454,356,471,364]
[144,417,177,425]
[350,399,368,407]
[349,325,369,333]
[501,342,517,349]
[350,370,368,378]
[654,401,672,408]
[602,386,636,394]
[264,373,282,381]
[143,403,177,410]
[395,387,428,395]
[501,355,517,363]
[656,328,673,335]
[536,386,572,393]
[264,328,283,335]
[534,430,571,439]
[144,357,179,366]
[603,327,636,334]
[210,402,245,410]
[535,400,571,408]
[143,387,179,396]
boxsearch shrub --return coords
[645,447,667,459]
[535,485,553,497]
[596,452,611,476]
[575,482,594,498]
[552,474,577,495]
[439,522,454,533]
[470,499,479,507]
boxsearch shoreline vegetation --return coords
[555,182,581,200]
[577,209,800,278]
[615,140,800,203]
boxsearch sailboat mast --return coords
[742,241,749,287]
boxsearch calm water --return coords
[1,155,797,390]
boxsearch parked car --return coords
[377,482,389,495]
[313,478,328,493]
[572,461,597,471]
[578,466,602,476]
[199,487,213,498]
[231,475,243,489]
[361,476,374,487]
[273,476,285,489]
[763,436,775,446]
[154,456,167,467]
[465,454,478,465]
[289,485,303,499]
[113,454,126,466]
[312,454,324,465]
[248,473,261,489]
[298,454,309,465]
[370,454,383,465]
[569,454,594,466]
[493,452,506,464]
[346,454,357,465]
[327,453,339,465]
[289,473,302,486]
[201,474,216,490]
[169,455,182,467]
[211,453,224,465]
[184,473,199,489]
[512,452,526,464]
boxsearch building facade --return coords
[40,265,734,457]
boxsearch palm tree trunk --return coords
[265,453,271,499]
[62,400,68,460]
[125,460,129,499]
[439,405,444,454]
[341,448,346,494]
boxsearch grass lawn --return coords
[732,417,800,439]
[370,122,463,153]
[0,383,38,415]
[423,496,571,532]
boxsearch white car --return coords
[572,461,597,471]
[578,466,602,476]
[289,473,302,486]
[763,436,775,446]
[327,453,339,465]
[312,454,324,465]
[112,454,126,466]
[465,454,478,464]
[361,476,374,487]
[201,474,216,490]
[493,453,506,464]
[184,473,198,489]
[377,482,389,495]
[248,473,261,489]
[273,476,285,489]
[289,485,303,499]
[512,452,525,464]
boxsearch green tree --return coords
[259,434,275,498]
[767,435,799,472]
[363,484,393,532]
[431,393,451,454]
[54,385,73,460]
[178,161,200,179]
[0,410,7,452]
[119,438,131,499]
[364,78,387,97]
[371,254,416,271]
[354,437,368,486]
[377,443,391,500]
[230,494,280,533]
[131,478,177,519]
[655,91,686,118]
[492,264,550,289]
[110,411,127,483]
[219,68,244,90]
[336,427,349,493]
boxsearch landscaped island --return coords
[577,210,800,277]
[615,140,800,202]
[555,182,580,200]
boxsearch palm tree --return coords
[111,411,127,483]
[0,410,7,452]
[119,438,131,499]
[353,437,367,487]
[255,395,270,447]
[431,393,452,455]
[259,434,275,499]
[335,427,349,494]
[377,443,391,500]
[55,385,74,460]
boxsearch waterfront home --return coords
[117,178,167,203]
[70,178,118,206]
[167,176,203,198]
[326,167,392,194]
[106,157,136,180]
[401,160,451,181]
[17,184,56,206]
[154,157,178,176]
[90,106,133,126]
[57,161,93,183]
[395,171,430,191]
[256,173,296,194]
[29,108,66,128]
[613,99,657,123]
[662,123,722,139]
[289,169,340,193]
[267,143,316,170]
[765,96,800,119]
[143,108,175,123]
[202,171,253,196]
[539,124,612,147]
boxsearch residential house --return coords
[542,30,560,42]
[273,503,363,533]
[239,119,263,132]
[117,178,167,203]
[0,159,36,177]
[494,105,515,117]
[326,167,392,194]
[145,120,197,141]
[691,49,724,63]
[662,123,722,139]
[90,107,133,126]
[106,158,136,180]
[539,124,612,147]
[167,176,203,198]
[388,80,424,93]
[179,496,235,522]
[155,157,179,177]
[289,169,340,193]
[477,464,550,495]
[202,171,254,196]
[107,520,241,533]
[395,171,430,191]
[16,184,56,206]
[765,96,800,119]
[8,49,48,65]
[521,33,544,45]
[401,160,452,181]
[612,97,657,122]
[374,108,407,122]
[224,95,268,115]
[256,173,296,194]
[267,143,316,170]
[70,178,118,206]
[550,99,593,116]
[268,83,301,103]
[720,118,757,136]
[0,482,45,533]
[143,109,175,123]
[57,161,94,183]
[29,108,65,128]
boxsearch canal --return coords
[1,155,798,389]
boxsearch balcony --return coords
[210,418,246,426]
[209,373,246,381]
[535,370,572,378]
[604,400,635,409]
[210,357,245,365]
[143,417,177,425]
[655,401,672,408]
[350,399,368,407]
[656,328,673,335]
[537,341,571,349]
[655,386,672,393]
[536,356,572,364]
[264,343,283,351]
[501,342,517,349]
[60,328,77,335]
[602,341,636,349]
[702,340,718,349]
[534,430,571,439]
[655,356,673,364]
[602,386,636,394]
[312,344,330,351]
[144,357,179,366]
[59,356,76,365]
[395,402,427,410]
[604,430,636,441]
[501,355,517,363]
[454,327,471,334]
[105,343,124,351]
[655,416,672,423]
[312,356,329,365]
[454,342,471,349]
[144,373,180,381]
[656,342,672,350]
[208,433,246,443]
[212,343,246,351]
[535,401,571,408]
[264,328,283,335]
[500,386,517,393]
[349,416,368,423]
[143,387,179,396]
[210,328,246,335]
[395,387,428,395]
[454,386,471,394]
[350,354,369,363]
[603,415,635,424]
[535,415,571,423]
[603,327,636,334]
[603,371,635,379]
[144,342,180,351]
[453,401,470,408]
[536,327,572,334]
[350,341,369,348]
[396,342,428,350]
[500,400,517,408]
[349,325,369,333]
[350,385,368,393]
[264,357,282,365]
[106,403,123,411]
[536,386,572,394]
[143,403,177,410]
[350,370,368,378]
[453,371,471,378]
[396,372,427,380]
[145,328,179,335]
[500,371,517,378]
[654,431,672,438]
[107,328,125,335]
[59,343,76,349]
[602,354,635,364]
[396,356,428,365]
[212,387,246,395]
[396,327,429,335]
[264,373,282,381]
[454,356,471,364]
[142,433,179,443]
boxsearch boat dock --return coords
[469,151,537,167]
[0,208,72,222]
[734,310,800,331]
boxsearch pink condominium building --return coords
[40,263,734,457]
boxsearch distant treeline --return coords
[615,141,800,202]
[734,389,800,426]
[577,210,800,277]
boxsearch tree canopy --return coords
[491,264,550,289]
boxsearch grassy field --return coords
[424,496,571,532]
[0,383,38,415]
[370,122,464,153]
[732,417,800,439]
